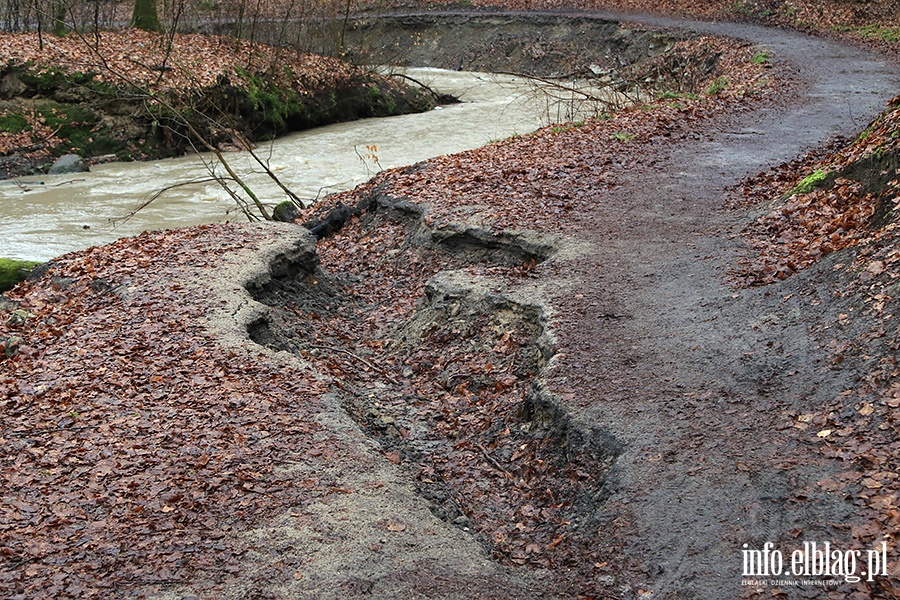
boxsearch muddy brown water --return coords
[0,68,632,262]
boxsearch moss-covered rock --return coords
[272,200,302,222]
[0,258,40,291]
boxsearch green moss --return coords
[612,132,636,142]
[550,121,586,134]
[235,66,306,132]
[0,113,29,133]
[852,24,900,43]
[29,101,103,157]
[362,82,398,115]
[751,52,771,65]
[705,76,729,96]
[790,169,830,195]
[0,258,40,291]
[19,66,100,94]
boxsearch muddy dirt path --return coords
[535,13,900,598]
[192,12,900,600]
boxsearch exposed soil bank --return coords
[340,13,686,76]
[0,33,435,179]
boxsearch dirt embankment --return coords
[0,31,435,179]
[340,13,685,76]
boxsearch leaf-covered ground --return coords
[0,227,346,598]
[0,34,779,598]
[0,29,424,170]
[261,34,800,597]
[734,95,900,598]
[0,30,359,91]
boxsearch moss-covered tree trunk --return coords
[52,0,66,36]
[131,0,160,32]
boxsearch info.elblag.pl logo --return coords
[741,541,890,585]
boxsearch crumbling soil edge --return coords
[244,191,624,525]
[185,221,571,600]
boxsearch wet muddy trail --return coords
[540,15,900,596]
[242,13,900,599]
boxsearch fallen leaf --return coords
[386,521,406,532]
[867,261,886,275]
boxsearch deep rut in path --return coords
[247,192,627,594]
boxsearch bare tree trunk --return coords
[131,0,160,31]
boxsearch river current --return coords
[0,68,612,261]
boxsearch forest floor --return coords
[2,6,900,600]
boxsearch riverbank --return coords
[371,0,900,57]
[0,30,434,179]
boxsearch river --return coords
[0,68,622,262]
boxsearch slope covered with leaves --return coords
[0,35,777,598]
[0,226,346,598]
[737,96,900,286]
[0,30,430,175]
[0,30,358,90]
[735,96,900,598]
